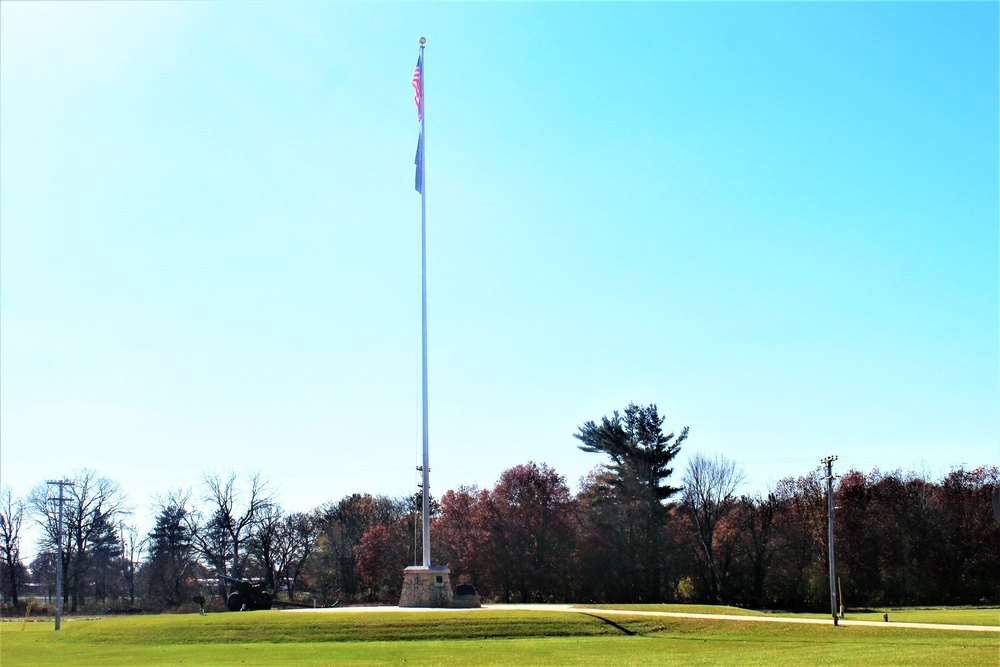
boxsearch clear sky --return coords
[2,2,997,545]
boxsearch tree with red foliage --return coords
[479,462,576,602]
[434,464,576,602]
[931,466,1000,603]
[574,468,641,602]
[791,466,1000,609]
[355,522,408,602]
[767,472,827,609]
[732,493,777,608]
[306,493,408,604]
[433,485,490,590]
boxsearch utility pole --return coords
[820,456,838,626]
[46,479,74,631]
[119,522,128,606]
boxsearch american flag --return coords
[412,54,422,121]
[414,131,423,194]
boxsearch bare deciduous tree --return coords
[683,453,745,602]
[28,470,130,612]
[188,471,272,594]
[247,505,318,601]
[0,486,26,608]
[119,522,140,605]
[250,502,284,593]
[276,511,317,601]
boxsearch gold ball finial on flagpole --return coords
[419,37,426,45]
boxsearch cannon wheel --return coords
[227,592,244,612]
[257,591,273,610]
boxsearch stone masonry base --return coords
[399,565,453,608]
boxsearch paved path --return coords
[288,602,999,633]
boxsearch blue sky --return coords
[2,2,997,541]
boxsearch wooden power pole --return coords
[820,456,838,626]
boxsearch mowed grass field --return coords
[2,608,996,667]
[579,604,1000,627]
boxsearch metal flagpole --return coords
[418,37,431,568]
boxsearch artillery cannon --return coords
[213,574,334,611]
[218,575,273,612]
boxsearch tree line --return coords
[1,403,997,613]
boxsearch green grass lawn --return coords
[579,603,1000,627]
[1,609,996,667]
[833,607,999,627]
[754,606,1000,627]
[576,603,769,617]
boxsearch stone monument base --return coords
[399,565,453,608]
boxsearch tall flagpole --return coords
[401,37,462,608]
[418,37,431,568]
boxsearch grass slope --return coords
[2,609,996,667]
